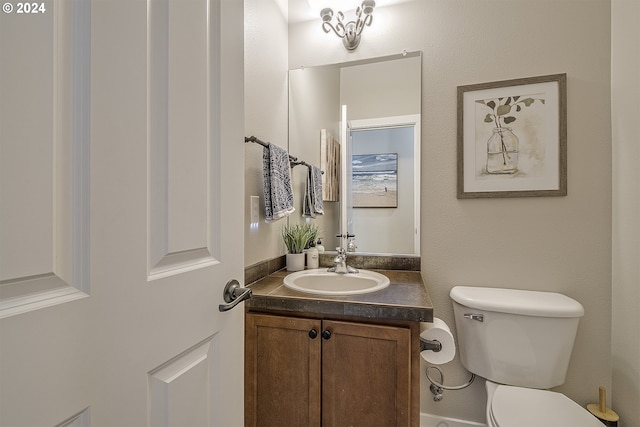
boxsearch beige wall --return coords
[244,0,289,266]
[340,57,421,254]
[340,56,421,120]
[246,0,625,424]
[416,0,611,421]
[288,66,341,247]
[289,0,612,423]
[611,0,640,425]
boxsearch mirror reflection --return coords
[288,52,422,255]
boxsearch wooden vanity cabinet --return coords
[245,312,419,427]
[245,313,322,427]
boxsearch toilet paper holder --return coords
[420,337,442,352]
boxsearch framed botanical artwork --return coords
[352,153,398,208]
[457,74,567,198]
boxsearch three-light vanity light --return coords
[309,0,376,50]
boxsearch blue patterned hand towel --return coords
[303,165,324,218]
[263,143,295,222]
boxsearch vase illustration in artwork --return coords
[486,127,519,174]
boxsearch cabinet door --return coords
[245,313,322,427]
[322,320,412,427]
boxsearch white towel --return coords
[303,165,324,218]
[263,143,295,222]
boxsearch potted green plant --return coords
[301,223,319,250]
[282,223,313,271]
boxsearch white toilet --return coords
[450,286,603,427]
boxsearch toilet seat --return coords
[489,385,603,427]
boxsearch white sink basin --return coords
[283,268,390,296]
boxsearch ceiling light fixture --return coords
[315,1,376,51]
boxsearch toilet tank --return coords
[450,286,584,389]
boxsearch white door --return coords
[0,0,245,425]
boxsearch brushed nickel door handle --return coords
[219,279,252,312]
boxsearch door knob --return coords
[322,330,332,340]
[218,279,252,312]
[309,329,318,339]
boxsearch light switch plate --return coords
[250,196,259,224]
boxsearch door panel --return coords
[0,0,244,424]
[148,0,221,279]
[0,0,89,319]
[149,336,219,426]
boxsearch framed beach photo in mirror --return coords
[457,74,567,199]
[352,153,398,208]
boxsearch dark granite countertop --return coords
[245,269,433,323]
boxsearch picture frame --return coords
[320,129,340,202]
[457,74,567,199]
[352,153,398,208]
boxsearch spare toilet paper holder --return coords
[420,337,442,352]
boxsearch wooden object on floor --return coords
[587,386,619,427]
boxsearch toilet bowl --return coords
[485,381,603,427]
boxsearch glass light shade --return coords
[319,8,333,22]
[361,0,375,14]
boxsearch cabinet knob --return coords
[322,330,332,340]
[309,329,318,339]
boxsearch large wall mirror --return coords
[288,52,422,255]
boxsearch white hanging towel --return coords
[263,143,295,222]
[303,165,324,218]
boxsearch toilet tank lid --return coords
[450,286,584,317]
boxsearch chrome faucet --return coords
[328,247,359,274]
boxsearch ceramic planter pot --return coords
[286,253,305,272]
